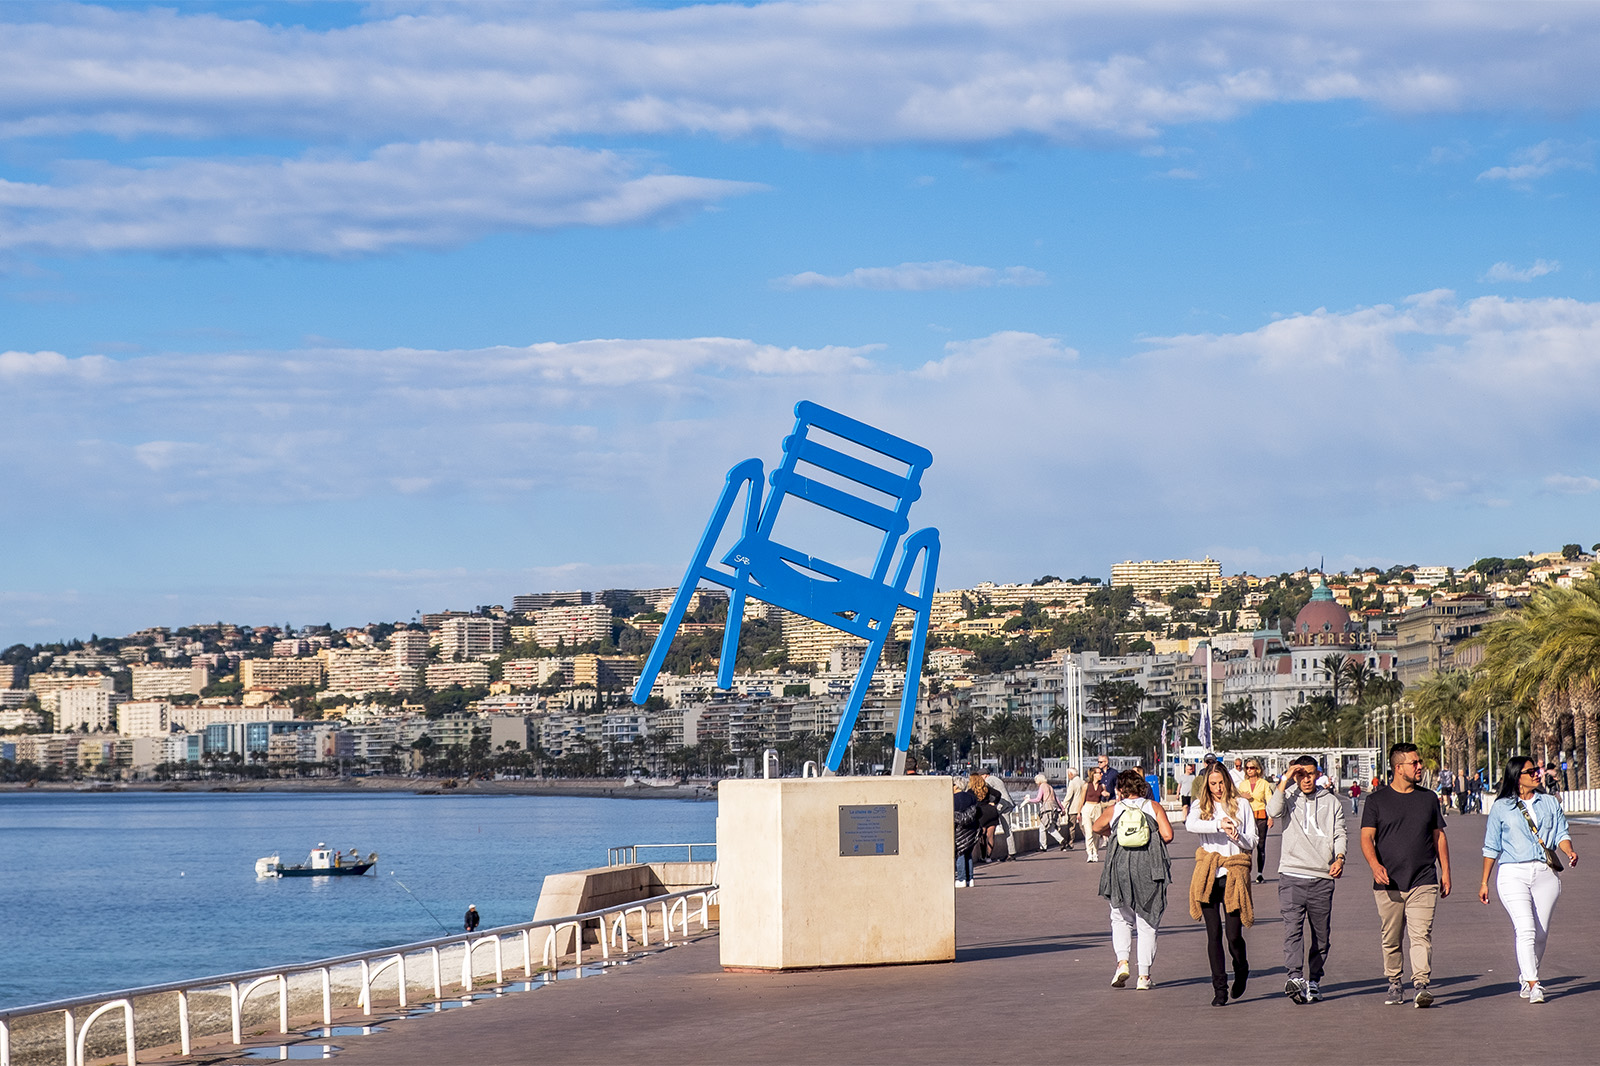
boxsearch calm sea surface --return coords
[0,791,716,1009]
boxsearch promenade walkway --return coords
[231,813,1599,1065]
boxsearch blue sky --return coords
[3,1,1600,646]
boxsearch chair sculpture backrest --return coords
[732,401,934,633]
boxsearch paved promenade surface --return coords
[244,813,1600,1065]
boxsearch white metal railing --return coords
[0,885,716,1066]
[1559,788,1600,815]
[606,843,716,866]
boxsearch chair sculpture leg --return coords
[891,534,940,774]
[632,460,764,705]
[822,636,888,775]
[717,586,748,690]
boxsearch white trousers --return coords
[1109,905,1159,975]
[1497,860,1562,984]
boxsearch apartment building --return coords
[777,612,867,667]
[55,688,123,732]
[501,657,567,689]
[425,661,491,689]
[131,664,210,700]
[27,672,116,715]
[512,591,593,612]
[118,701,172,737]
[532,604,611,649]
[1110,557,1223,597]
[437,617,507,661]
[1393,598,1497,686]
[325,648,419,697]
[970,581,1097,611]
[241,656,326,693]
[390,630,430,667]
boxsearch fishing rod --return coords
[388,872,452,934]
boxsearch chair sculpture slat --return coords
[631,401,940,775]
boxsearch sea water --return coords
[0,791,715,1009]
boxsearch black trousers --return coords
[1199,875,1249,991]
[1253,816,1269,875]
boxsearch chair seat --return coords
[722,537,899,637]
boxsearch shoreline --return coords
[0,776,717,800]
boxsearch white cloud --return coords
[5,5,1600,147]
[1477,140,1595,183]
[1483,259,1560,282]
[777,261,1046,291]
[1544,474,1600,495]
[0,142,760,255]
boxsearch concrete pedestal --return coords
[716,776,956,970]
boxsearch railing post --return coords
[393,954,408,1007]
[228,982,241,1045]
[63,1009,76,1066]
[277,974,289,1033]
[2,1015,11,1066]
[320,969,332,1027]
[177,990,191,1055]
[358,959,372,1015]
[429,947,442,998]
[523,930,534,977]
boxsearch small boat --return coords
[256,843,377,878]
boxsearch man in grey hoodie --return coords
[1266,755,1348,1004]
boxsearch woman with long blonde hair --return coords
[1081,768,1106,862]
[1187,764,1257,1006]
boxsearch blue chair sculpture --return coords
[631,401,941,775]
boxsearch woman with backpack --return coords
[1092,772,1174,990]
[1187,764,1257,1006]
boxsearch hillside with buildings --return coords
[4,546,1597,782]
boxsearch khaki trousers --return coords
[1373,884,1438,986]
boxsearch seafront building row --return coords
[3,553,1592,777]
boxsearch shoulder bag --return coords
[1518,799,1564,872]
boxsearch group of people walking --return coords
[962,744,1581,1006]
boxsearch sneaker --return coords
[1285,977,1306,1004]
[955,878,966,888]
[1528,984,1545,1004]
[1305,980,1322,1003]
[1111,961,1130,988]
[1413,985,1433,1008]
[1384,979,1405,1005]
[1136,974,1152,990]
[1520,984,1531,1000]
[964,878,973,888]
[1255,874,1265,883]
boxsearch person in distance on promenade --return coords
[1189,752,1219,809]
[1267,755,1347,1005]
[1030,773,1065,851]
[1081,768,1106,863]
[970,773,1002,863]
[1479,755,1579,1003]
[464,905,480,932]
[954,777,981,888]
[1240,758,1273,884]
[1059,768,1087,851]
[1361,742,1451,1007]
[984,770,1018,862]
[1187,763,1256,1006]
[1177,762,1196,820]
[1094,770,1174,991]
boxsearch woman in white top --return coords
[1186,766,1257,1006]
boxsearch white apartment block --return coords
[390,630,430,667]
[56,688,123,732]
[437,617,507,661]
[970,581,1096,610]
[532,604,611,650]
[131,664,210,700]
[0,708,45,730]
[168,703,296,732]
[118,701,172,737]
[28,673,116,714]
[1110,557,1223,597]
[241,657,326,692]
[426,661,491,689]
[501,658,568,689]
[1410,566,1452,587]
[779,613,867,667]
[325,648,419,697]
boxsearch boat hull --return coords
[276,862,375,877]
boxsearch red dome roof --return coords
[1294,583,1352,641]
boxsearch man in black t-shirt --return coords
[1360,743,1450,1008]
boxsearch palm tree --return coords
[1321,653,1347,705]
[1410,671,1483,782]
[1343,659,1372,706]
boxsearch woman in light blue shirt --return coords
[1479,755,1580,1004]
